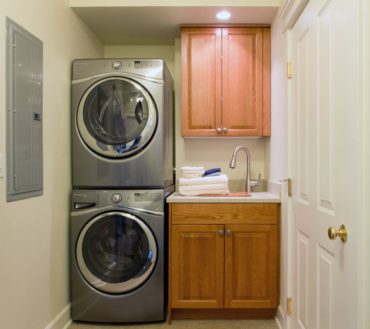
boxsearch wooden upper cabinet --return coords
[181,26,271,137]
[222,28,263,136]
[181,28,222,136]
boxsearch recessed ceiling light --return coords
[216,10,231,20]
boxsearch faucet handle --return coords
[250,173,262,187]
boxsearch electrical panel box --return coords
[6,18,43,202]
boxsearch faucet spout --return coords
[229,146,251,193]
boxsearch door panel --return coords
[291,0,360,327]
[222,28,263,136]
[316,246,334,329]
[297,232,310,329]
[171,224,224,308]
[76,212,157,294]
[77,77,157,158]
[224,224,278,308]
[181,28,222,136]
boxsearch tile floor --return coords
[69,319,278,329]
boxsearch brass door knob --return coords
[328,224,347,242]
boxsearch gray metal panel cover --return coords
[6,18,43,201]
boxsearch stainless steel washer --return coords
[70,188,172,323]
[71,59,174,188]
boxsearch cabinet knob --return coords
[218,229,225,236]
[225,229,232,236]
[222,127,228,133]
[216,127,222,133]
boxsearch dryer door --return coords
[77,77,157,158]
[76,211,157,294]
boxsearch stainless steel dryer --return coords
[70,188,172,323]
[71,59,174,188]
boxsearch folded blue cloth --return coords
[203,168,221,176]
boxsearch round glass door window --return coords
[76,212,157,294]
[77,77,157,158]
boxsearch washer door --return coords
[76,211,157,294]
[77,77,157,158]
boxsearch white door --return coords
[290,0,361,328]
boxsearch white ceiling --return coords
[70,3,280,45]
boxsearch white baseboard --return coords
[275,317,283,329]
[275,305,285,329]
[44,304,71,329]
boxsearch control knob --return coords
[111,193,122,203]
[112,61,122,70]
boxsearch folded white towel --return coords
[179,183,228,191]
[179,174,228,187]
[181,166,205,172]
[182,171,205,178]
[181,166,205,178]
[179,184,230,196]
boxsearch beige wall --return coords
[0,1,103,329]
[105,42,267,190]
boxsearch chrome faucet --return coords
[229,145,252,193]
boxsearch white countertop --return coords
[167,192,280,203]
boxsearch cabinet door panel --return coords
[225,224,278,308]
[181,28,222,136]
[171,224,224,308]
[222,28,263,136]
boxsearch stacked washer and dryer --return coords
[70,59,174,323]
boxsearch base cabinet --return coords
[169,203,280,319]
[171,225,224,308]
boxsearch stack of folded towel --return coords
[178,166,229,196]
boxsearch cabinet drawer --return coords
[171,203,279,225]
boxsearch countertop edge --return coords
[166,192,281,204]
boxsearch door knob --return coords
[328,224,347,242]
[222,127,228,133]
[216,127,222,133]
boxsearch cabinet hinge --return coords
[287,62,293,79]
[287,297,293,315]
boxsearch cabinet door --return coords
[224,224,278,308]
[222,28,263,136]
[181,28,222,137]
[171,224,224,308]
